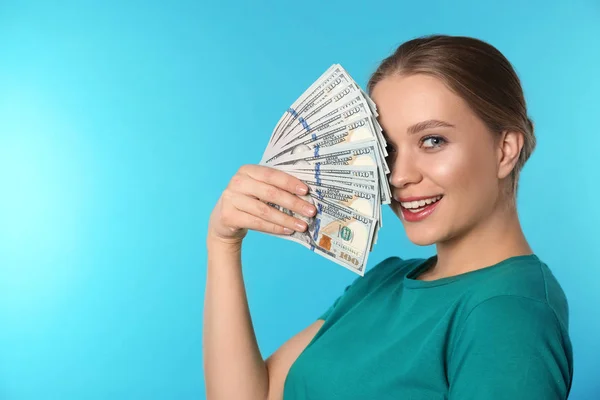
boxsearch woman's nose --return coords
[388,152,422,189]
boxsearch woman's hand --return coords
[208,164,317,246]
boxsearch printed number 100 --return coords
[340,252,359,266]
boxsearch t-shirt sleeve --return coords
[448,295,573,400]
[318,270,365,321]
[318,282,353,321]
[318,256,401,321]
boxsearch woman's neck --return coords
[418,204,532,281]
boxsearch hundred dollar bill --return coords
[291,172,383,230]
[353,86,389,158]
[308,65,387,154]
[265,94,374,155]
[276,140,391,206]
[270,139,392,204]
[266,101,388,169]
[270,65,342,138]
[291,172,379,218]
[266,64,337,147]
[277,82,364,147]
[265,91,372,161]
[275,163,382,221]
[327,64,379,117]
[261,63,389,273]
[332,64,378,113]
[275,164,379,184]
[267,193,376,275]
[271,115,383,166]
[269,66,356,151]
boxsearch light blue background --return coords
[0,0,598,399]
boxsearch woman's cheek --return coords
[427,149,467,189]
[432,145,495,197]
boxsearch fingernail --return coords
[303,205,316,217]
[296,185,308,195]
[295,222,307,232]
[283,227,294,234]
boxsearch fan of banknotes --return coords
[260,64,391,276]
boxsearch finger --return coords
[240,165,309,196]
[235,176,316,218]
[231,208,296,235]
[232,195,308,233]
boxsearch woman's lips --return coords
[399,197,443,222]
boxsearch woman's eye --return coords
[421,135,446,149]
[386,143,397,153]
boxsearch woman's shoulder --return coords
[465,254,570,329]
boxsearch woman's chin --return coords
[400,217,440,246]
[406,231,438,246]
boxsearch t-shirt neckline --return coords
[403,254,540,289]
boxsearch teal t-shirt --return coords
[283,254,573,399]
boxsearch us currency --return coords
[268,65,356,151]
[277,81,364,146]
[293,172,383,232]
[275,164,379,184]
[301,66,388,157]
[351,86,389,159]
[270,139,392,204]
[263,97,379,163]
[267,192,376,275]
[269,65,344,142]
[261,64,389,274]
[266,64,383,155]
[264,96,389,172]
[270,92,371,147]
[291,172,379,218]
[266,82,365,161]
[273,165,383,250]
[275,164,382,224]
[271,114,388,170]
[277,141,390,206]
[266,64,337,147]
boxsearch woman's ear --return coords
[496,130,524,180]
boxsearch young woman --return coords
[203,35,573,399]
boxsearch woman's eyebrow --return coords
[407,119,455,135]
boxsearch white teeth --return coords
[400,195,442,209]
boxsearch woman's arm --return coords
[203,238,324,400]
[264,319,324,400]
[203,238,268,399]
[203,165,319,400]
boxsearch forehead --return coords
[370,73,474,132]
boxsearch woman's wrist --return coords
[206,232,243,253]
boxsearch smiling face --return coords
[371,73,505,246]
